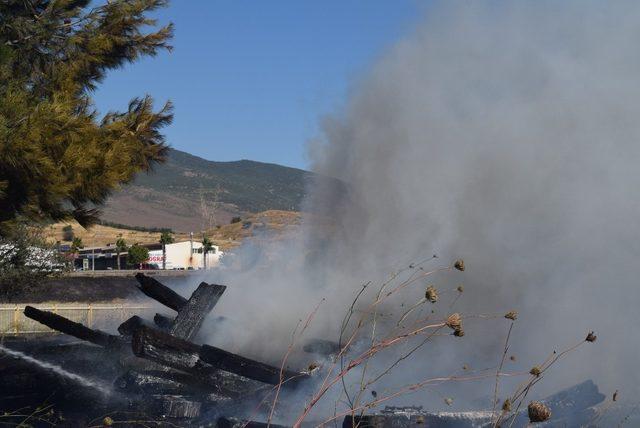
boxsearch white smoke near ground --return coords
[199,0,640,419]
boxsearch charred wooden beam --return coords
[115,369,247,404]
[200,343,303,386]
[117,315,153,337]
[130,327,266,397]
[154,313,173,330]
[24,306,126,350]
[154,395,202,418]
[115,369,191,395]
[169,281,226,340]
[135,273,187,312]
[132,324,201,364]
[132,326,305,386]
[115,369,222,397]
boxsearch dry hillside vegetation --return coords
[45,210,303,251]
[100,149,317,232]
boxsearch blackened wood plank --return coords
[117,315,151,337]
[169,282,226,340]
[134,273,187,312]
[130,326,266,396]
[200,343,303,386]
[131,326,305,386]
[24,306,125,350]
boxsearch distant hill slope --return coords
[101,149,315,232]
[46,210,302,251]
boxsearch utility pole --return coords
[202,231,206,270]
[189,232,193,268]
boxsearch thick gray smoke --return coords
[202,0,640,419]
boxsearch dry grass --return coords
[239,256,597,428]
[43,222,191,247]
[42,210,304,251]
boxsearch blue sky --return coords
[94,1,422,169]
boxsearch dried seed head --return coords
[453,328,465,337]
[528,401,551,423]
[425,285,438,303]
[613,390,619,402]
[446,313,462,330]
[509,355,516,362]
[457,285,464,293]
[504,310,518,320]
[586,331,597,342]
[529,366,542,377]
[103,417,114,427]
[502,398,512,412]
[444,397,454,406]
[454,259,465,271]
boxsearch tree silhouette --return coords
[115,237,127,270]
[201,236,214,270]
[159,230,174,270]
[71,237,83,254]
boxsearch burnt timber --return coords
[169,281,226,340]
[20,273,307,425]
[23,305,127,350]
[134,272,188,312]
[132,324,305,385]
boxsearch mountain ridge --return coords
[100,148,316,232]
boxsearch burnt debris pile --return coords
[12,274,611,427]
[21,273,306,425]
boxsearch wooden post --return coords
[169,282,226,340]
[13,305,19,334]
[134,273,187,312]
[136,275,227,340]
[87,304,93,329]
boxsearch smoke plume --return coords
[202,0,640,417]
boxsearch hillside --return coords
[46,210,303,251]
[100,149,316,232]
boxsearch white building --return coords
[147,241,222,270]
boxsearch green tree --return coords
[0,0,174,235]
[71,236,83,254]
[127,243,149,268]
[115,237,127,270]
[201,236,214,270]
[159,230,174,270]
